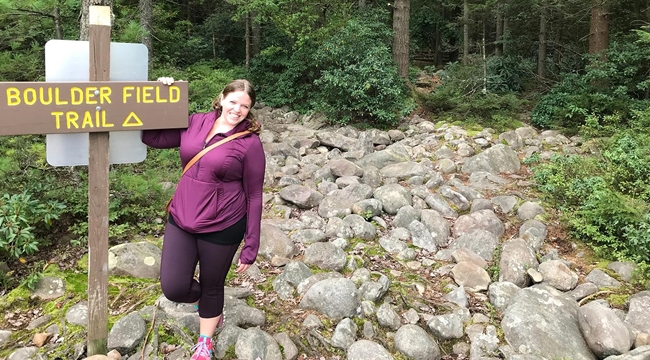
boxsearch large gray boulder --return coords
[108,242,162,279]
[501,286,596,360]
[278,185,324,209]
[578,301,632,358]
[107,312,146,354]
[394,324,441,360]
[461,144,521,174]
[299,278,360,321]
[347,340,394,360]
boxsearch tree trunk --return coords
[392,0,410,79]
[245,13,251,70]
[80,0,113,40]
[495,2,503,56]
[538,3,548,78]
[53,6,63,39]
[482,22,487,94]
[502,16,508,55]
[139,0,153,61]
[434,7,442,67]
[463,0,469,65]
[589,0,609,58]
[252,11,261,57]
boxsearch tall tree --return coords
[251,11,260,58]
[462,0,469,64]
[80,0,113,40]
[495,0,503,56]
[589,0,609,57]
[139,0,152,60]
[245,12,251,68]
[538,2,548,78]
[392,0,410,79]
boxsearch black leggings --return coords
[159,221,242,318]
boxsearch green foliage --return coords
[0,192,65,260]
[533,131,650,263]
[251,9,413,127]
[486,56,535,93]
[631,262,650,289]
[418,60,526,132]
[532,32,650,133]
[21,270,42,290]
[311,13,413,127]
[249,45,315,112]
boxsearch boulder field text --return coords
[4,84,181,130]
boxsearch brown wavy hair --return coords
[212,79,262,134]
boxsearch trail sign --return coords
[45,40,151,166]
[0,81,188,135]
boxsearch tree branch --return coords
[12,8,55,19]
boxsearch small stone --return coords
[406,261,422,270]
[402,309,419,324]
[107,349,122,359]
[302,314,323,329]
[422,258,436,267]
[363,321,375,339]
[32,332,52,347]
[636,333,650,347]
[271,256,291,267]
[527,268,543,283]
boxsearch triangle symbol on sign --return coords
[123,112,144,127]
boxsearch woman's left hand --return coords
[235,259,251,273]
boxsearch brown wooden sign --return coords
[0,81,188,136]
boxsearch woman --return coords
[142,78,266,360]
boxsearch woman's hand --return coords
[235,259,251,273]
[157,77,175,85]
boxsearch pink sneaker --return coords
[190,337,213,360]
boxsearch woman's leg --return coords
[159,222,201,304]
[195,240,241,336]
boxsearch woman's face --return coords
[219,91,251,127]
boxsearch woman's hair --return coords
[212,79,261,134]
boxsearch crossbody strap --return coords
[180,130,251,177]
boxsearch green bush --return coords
[250,9,413,127]
[486,56,535,93]
[418,60,526,132]
[0,192,65,260]
[311,13,413,127]
[531,32,650,133]
[533,137,650,263]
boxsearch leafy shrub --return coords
[533,142,650,263]
[602,133,650,201]
[532,32,650,133]
[486,56,535,93]
[418,60,526,131]
[312,13,413,127]
[250,9,413,127]
[0,192,65,259]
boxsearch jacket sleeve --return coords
[239,135,266,264]
[140,114,192,148]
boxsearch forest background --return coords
[0,0,649,293]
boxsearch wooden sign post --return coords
[87,6,111,355]
[0,6,188,356]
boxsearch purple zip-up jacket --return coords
[141,111,266,264]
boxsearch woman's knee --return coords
[160,277,193,303]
